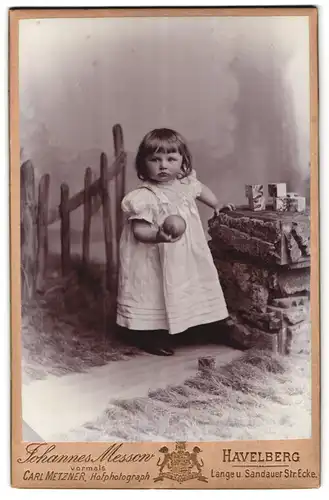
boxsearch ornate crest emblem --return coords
[153,442,208,483]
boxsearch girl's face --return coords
[145,150,183,183]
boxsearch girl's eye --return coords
[168,157,176,162]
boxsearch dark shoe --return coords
[140,330,174,356]
[143,346,174,356]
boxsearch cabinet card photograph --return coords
[10,7,320,489]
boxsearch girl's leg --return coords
[141,329,174,356]
[116,325,148,349]
[173,325,203,347]
[117,325,174,356]
[173,324,219,347]
[174,319,241,348]
[115,324,134,344]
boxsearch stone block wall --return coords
[209,209,310,354]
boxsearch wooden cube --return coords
[273,195,306,213]
[268,183,287,198]
[273,197,288,211]
[245,184,264,198]
[288,196,306,212]
[245,184,266,211]
[198,357,216,371]
[286,192,299,199]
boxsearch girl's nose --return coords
[159,162,167,170]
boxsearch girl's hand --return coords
[214,203,236,216]
[156,227,182,243]
[132,219,182,244]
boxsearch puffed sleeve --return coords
[182,170,202,198]
[121,188,158,224]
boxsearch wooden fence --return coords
[20,124,127,301]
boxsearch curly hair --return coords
[135,128,192,181]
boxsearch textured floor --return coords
[22,344,242,441]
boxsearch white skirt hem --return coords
[116,309,229,335]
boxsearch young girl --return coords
[116,128,234,356]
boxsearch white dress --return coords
[116,171,228,335]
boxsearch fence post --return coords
[100,153,114,291]
[36,173,50,291]
[83,167,92,267]
[113,123,124,158]
[112,124,126,280]
[113,124,126,233]
[20,160,37,301]
[60,183,70,275]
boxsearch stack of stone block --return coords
[209,208,310,354]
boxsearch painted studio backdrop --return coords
[20,16,310,247]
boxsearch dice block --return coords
[273,197,288,211]
[286,192,299,199]
[288,196,306,212]
[198,357,216,371]
[273,195,306,213]
[268,183,287,198]
[245,184,266,211]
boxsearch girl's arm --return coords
[132,220,181,244]
[197,184,220,210]
[197,183,235,214]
